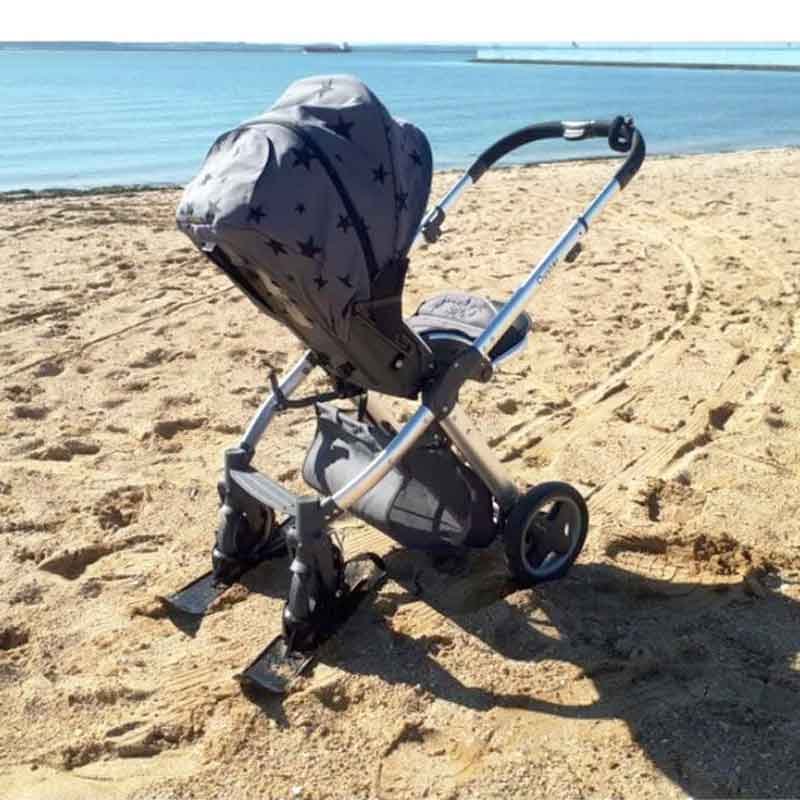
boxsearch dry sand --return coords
[1,149,800,799]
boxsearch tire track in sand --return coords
[493,220,703,471]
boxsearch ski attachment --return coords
[235,552,387,693]
[159,530,288,618]
[158,569,234,617]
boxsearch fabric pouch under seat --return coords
[302,403,494,551]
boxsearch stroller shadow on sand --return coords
[297,546,800,798]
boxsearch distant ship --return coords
[304,42,351,53]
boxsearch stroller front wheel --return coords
[503,482,588,585]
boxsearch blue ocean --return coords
[1,43,799,192]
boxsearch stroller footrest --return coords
[230,469,297,516]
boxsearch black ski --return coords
[159,535,288,618]
[158,568,244,617]
[235,553,387,693]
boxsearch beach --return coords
[2,148,800,798]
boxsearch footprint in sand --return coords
[496,397,519,414]
[159,393,197,409]
[99,396,129,410]
[3,383,44,403]
[33,360,64,378]
[86,275,114,290]
[764,404,787,429]
[122,378,150,392]
[10,582,45,606]
[11,403,49,420]
[8,437,45,457]
[128,348,171,369]
[0,623,30,650]
[212,422,241,435]
[708,401,737,431]
[148,417,207,441]
[78,577,105,599]
[30,439,101,462]
[93,486,145,531]
[38,543,116,580]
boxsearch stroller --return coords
[167,75,646,691]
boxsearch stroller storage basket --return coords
[303,403,494,550]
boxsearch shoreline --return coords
[2,145,798,203]
[471,57,800,72]
[0,182,182,204]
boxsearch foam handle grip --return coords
[467,122,566,182]
[466,117,646,189]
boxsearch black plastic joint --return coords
[468,160,489,182]
[294,496,327,539]
[421,206,446,244]
[423,346,493,419]
[268,370,290,411]
[223,445,252,475]
[608,116,634,153]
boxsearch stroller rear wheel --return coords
[503,482,588,585]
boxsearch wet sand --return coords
[2,149,800,799]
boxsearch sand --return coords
[2,149,800,799]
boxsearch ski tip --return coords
[235,635,314,695]
[234,670,291,695]
[156,593,207,618]
[153,595,207,638]
[156,571,227,619]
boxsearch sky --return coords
[2,0,797,43]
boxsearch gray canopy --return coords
[177,76,433,391]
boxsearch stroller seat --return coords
[407,291,532,365]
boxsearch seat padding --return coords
[406,291,532,360]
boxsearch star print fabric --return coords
[176,74,432,343]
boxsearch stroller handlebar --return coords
[418,117,645,246]
[466,116,645,189]
[413,116,647,369]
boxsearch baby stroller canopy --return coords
[177,75,434,396]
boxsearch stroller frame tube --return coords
[313,120,643,516]
[438,406,519,511]
[239,351,316,455]
[321,405,436,514]
[473,175,619,358]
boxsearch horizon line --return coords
[1,39,796,46]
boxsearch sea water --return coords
[1,43,798,192]
[476,42,800,68]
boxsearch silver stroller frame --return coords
[191,117,645,681]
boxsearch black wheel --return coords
[503,482,588,585]
[283,573,331,652]
[234,505,276,556]
[216,500,281,559]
